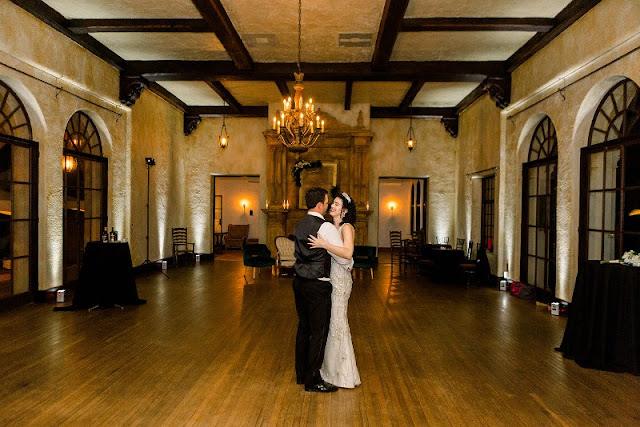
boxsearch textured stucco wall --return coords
[182,117,269,254]
[502,0,640,301]
[129,90,184,265]
[456,94,502,274]
[1,2,129,290]
[369,118,457,247]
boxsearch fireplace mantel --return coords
[263,122,373,254]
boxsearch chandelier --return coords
[272,0,324,154]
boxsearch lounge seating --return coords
[275,236,295,276]
[172,227,195,266]
[353,246,378,279]
[226,224,249,249]
[242,244,276,283]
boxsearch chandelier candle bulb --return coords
[273,117,276,130]
[321,120,325,132]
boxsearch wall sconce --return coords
[62,155,77,172]
[240,199,249,214]
[388,201,397,215]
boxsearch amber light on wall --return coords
[62,155,77,172]
[388,201,397,215]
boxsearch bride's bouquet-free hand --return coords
[622,250,640,267]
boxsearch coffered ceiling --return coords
[12,0,600,137]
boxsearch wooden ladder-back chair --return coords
[172,227,195,266]
[389,231,405,272]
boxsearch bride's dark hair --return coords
[338,193,356,226]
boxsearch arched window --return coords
[581,78,640,261]
[0,82,32,140]
[0,80,37,301]
[522,116,558,293]
[62,112,107,286]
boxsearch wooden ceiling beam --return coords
[344,81,353,111]
[67,19,210,33]
[506,0,601,72]
[189,106,268,117]
[275,81,290,98]
[127,61,505,82]
[401,18,554,32]
[9,0,125,70]
[191,0,253,70]
[371,0,410,69]
[399,80,425,111]
[370,107,456,119]
[147,82,187,112]
[206,81,242,113]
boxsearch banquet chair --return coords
[242,244,276,284]
[459,240,477,288]
[172,227,195,266]
[274,236,295,276]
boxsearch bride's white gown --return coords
[320,228,361,388]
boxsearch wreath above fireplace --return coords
[292,159,322,187]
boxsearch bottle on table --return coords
[109,227,115,242]
[101,227,108,243]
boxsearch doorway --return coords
[212,175,260,252]
[378,177,428,248]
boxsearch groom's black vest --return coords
[293,214,331,279]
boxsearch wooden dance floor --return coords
[1,255,639,425]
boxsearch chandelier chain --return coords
[297,0,302,73]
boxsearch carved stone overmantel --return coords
[263,111,374,254]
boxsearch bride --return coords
[308,192,361,389]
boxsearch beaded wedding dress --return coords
[320,226,361,388]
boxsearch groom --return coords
[292,187,348,392]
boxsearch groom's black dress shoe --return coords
[304,381,338,393]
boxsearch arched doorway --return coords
[580,79,640,261]
[62,111,107,285]
[521,116,558,294]
[0,79,37,302]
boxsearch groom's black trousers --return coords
[292,276,332,386]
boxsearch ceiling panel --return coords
[156,81,225,106]
[92,33,229,61]
[391,31,534,61]
[405,0,573,18]
[352,82,412,106]
[41,0,202,19]
[219,0,385,62]
[223,81,283,105]
[413,82,479,107]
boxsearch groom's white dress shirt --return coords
[307,211,354,281]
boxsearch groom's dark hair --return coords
[305,187,328,209]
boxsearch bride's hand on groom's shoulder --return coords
[308,233,327,249]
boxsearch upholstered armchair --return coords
[353,245,378,279]
[242,244,276,283]
[225,224,249,249]
[274,236,295,276]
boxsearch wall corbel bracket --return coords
[440,115,459,138]
[119,75,147,107]
[184,114,202,136]
[483,76,511,109]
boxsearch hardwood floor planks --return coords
[1,255,639,425]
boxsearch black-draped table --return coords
[55,241,145,310]
[558,260,640,375]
